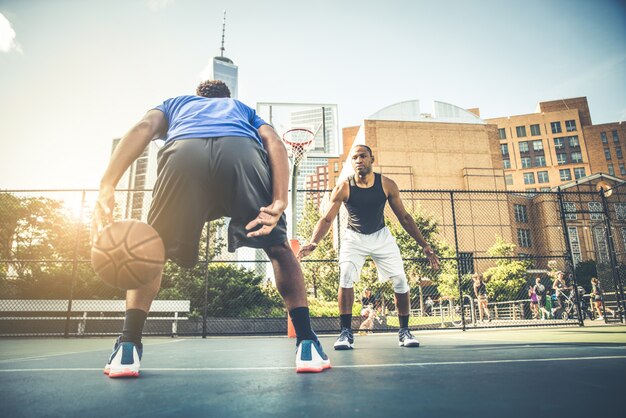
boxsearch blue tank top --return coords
[345,173,386,234]
[154,96,267,146]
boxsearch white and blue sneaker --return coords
[333,328,354,350]
[296,338,331,373]
[398,327,420,347]
[104,336,143,378]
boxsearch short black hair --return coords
[196,80,231,98]
[351,144,373,156]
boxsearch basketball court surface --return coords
[1,325,624,417]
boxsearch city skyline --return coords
[1,0,625,190]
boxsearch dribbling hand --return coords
[245,202,283,238]
[297,242,318,260]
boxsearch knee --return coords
[264,241,292,260]
[391,274,409,293]
[339,262,358,288]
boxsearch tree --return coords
[482,237,530,302]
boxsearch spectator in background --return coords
[591,277,615,320]
[473,273,491,322]
[533,277,549,320]
[528,284,539,319]
[358,288,381,335]
[552,271,571,313]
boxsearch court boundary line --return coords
[1,355,625,373]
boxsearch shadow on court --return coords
[1,325,624,418]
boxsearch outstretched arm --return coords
[297,181,349,259]
[384,176,440,270]
[92,109,167,244]
[246,124,289,237]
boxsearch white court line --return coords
[0,339,185,364]
[1,355,625,373]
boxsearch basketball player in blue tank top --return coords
[299,145,440,349]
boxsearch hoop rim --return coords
[282,128,315,148]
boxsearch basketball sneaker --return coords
[296,338,331,373]
[104,336,143,378]
[333,327,354,350]
[398,327,420,347]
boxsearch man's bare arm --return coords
[297,181,349,259]
[92,110,167,243]
[384,176,440,269]
[245,124,289,237]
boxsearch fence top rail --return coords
[0,300,190,312]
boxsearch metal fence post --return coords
[599,189,626,323]
[556,188,584,326]
[202,222,210,338]
[64,190,86,338]
[450,191,466,331]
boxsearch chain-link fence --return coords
[1,186,624,337]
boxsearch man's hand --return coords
[297,242,318,260]
[245,200,285,238]
[424,247,440,270]
[91,184,115,246]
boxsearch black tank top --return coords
[345,173,386,234]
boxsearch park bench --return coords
[0,299,190,336]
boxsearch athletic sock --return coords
[289,307,315,341]
[340,314,353,330]
[120,309,148,346]
[399,315,409,329]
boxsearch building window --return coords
[503,159,511,169]
[613,130,620,143]
[568,227,582,267]
[530,124,541,136]
[588,202,603,221]
[557,153,567,165]
[616,147,623,159]
[616,203,626,220]
[537,171,549,183]
[523,172,535,184]
[560,169,572,181]
[565,120,577,132]
[563,202,577,220]
[573,167,586,179]
[601,132,608,144]
[568,136,579,147]
[622,228,626,248]
[620,163,626,176]
[593,227,610,264]
[604,148,612,160]
[505,174,513,185]
[333,162,339,172]
[517,229,531,248]
[571,152,583,163]
[535,156,546,167]
[501,144,509,155]
[459,252,475,275]
[554,137,564,149]
[533,140,544,151]
[516,126,527,137]
[521,157,532,168]
[498,128,507,139]
[540,187,551,192]
[519,141,529,152]
[514,204,528,223]
[551,121,562,134]
[608,164,615,176]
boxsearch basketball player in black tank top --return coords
[299,145,439,349]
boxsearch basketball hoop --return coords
[283,128,315,167]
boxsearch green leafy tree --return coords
[482,237,530,302]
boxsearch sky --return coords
[1,0,625,190]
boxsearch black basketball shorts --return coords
[147,136,288,268]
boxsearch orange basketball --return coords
[91,220,165,290]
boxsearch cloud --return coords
[146,0,176,12]
[0,12,22,53]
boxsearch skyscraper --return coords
[210,11,238,98]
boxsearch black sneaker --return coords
[398,327,420,347]
[333,327,354,350]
